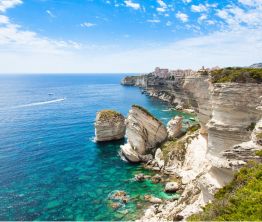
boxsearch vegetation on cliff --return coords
[188,160,262,221]
[97,110,124,121]
[210,67,262,83]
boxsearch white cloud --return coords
[124,0,140,10]
[46,10,55,18]
[0,23,81,53]
[80,22,96,28]
[0,0,262,73]
[0,0,22,12]
[238,0,262,7]
[198,14,207,22]
[207,20,215,25]
[176,12,188,22]
[182,0,191,3]
[147,19,160,23]
[2,27,262,73]
[0,14,9,24]
[216,3,262,29]
[191,4,207,12]
[156,0,167,12]
[166,21,172,26]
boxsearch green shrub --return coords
[255,150,262,157]
[98,110,124,121]
[188,161,262,221]
[210,67,262,83]
[187,124,200,133]
[246,122,256,131]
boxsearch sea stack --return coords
[95,110,126,142]
[167,116,183,139]
[121,105,167,162]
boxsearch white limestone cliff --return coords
[122,71,262,221]
[120,105,167,163]
[167,116,183,139]
[95,110,126,142]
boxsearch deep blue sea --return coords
[0,74,194,221]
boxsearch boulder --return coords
[164,182,179,193]
[155,148,165,169]
[139,154,154,163]
[110,202,121,210]
[151,174,162,184]
[120,143,140,163]
[167,116,183,139]
[144,195,163,204]
[134,173,146,182]
[121,105,167,162]
[109,190,129,204]
[95,110,126,142]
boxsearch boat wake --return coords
[11,98,66,109]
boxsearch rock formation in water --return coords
[95,110,126,142]
[122,67,262,220]
[120,105,167,162]
[167,116,183,139]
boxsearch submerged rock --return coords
[120,105,167,163]
[109,190,129,203]
[110,202,121,210]
[167,116,183,139]
[134,173,146,182]
[95,110,126,142]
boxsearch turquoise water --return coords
[0,74,194,221]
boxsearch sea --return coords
[0,74,194,221]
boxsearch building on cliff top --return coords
[154,67,169,78]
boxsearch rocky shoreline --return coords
[94,67,261,221]
[120,67,262,221]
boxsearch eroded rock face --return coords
[155,148,164,170]
[207,83,262,166]
[167,116,183,139]
[223,117,262,168]
[95,110,126,142]
[120,105,167,162]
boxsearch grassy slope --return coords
[188,160,262,221]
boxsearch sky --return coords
[0,0,262,73]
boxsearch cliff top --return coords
[210,67,262,83]
[132,105,162,124]
[97,110,124,121]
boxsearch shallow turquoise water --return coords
[0,74,194,221]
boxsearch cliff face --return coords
[121,75,147,86]
[122,72,212,134]
[122,71,262,219]
[207,83,262,167]
[121,73,262,159]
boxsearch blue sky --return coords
[0,0,262,73]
